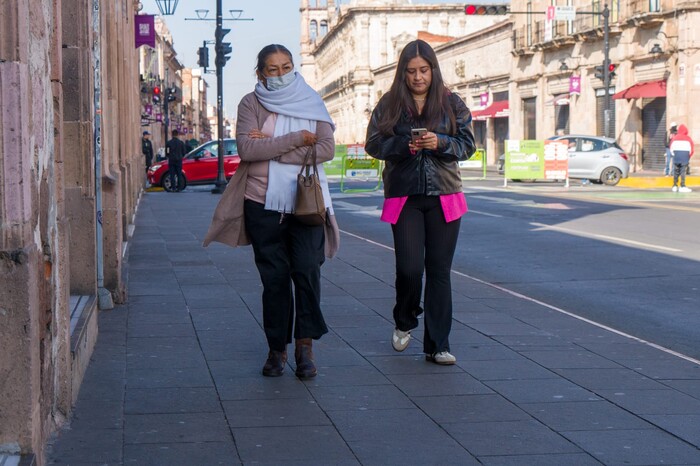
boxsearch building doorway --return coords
[641,97,666,171]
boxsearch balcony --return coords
[626,0,664,27]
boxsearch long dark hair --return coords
[255,44,294,75]
[376,40,455,135]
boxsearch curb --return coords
[619,175,700,188]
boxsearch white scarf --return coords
[254,72,335,215]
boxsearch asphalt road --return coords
[329,179,700,361]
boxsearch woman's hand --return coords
[249,129,266,139]
[409,131,439,152]
[301,130,318,146]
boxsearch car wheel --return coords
[600,167,622,186]
[162,173,188,192]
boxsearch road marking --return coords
[468,210,503,217]
[339,229,700,366]
[530,222,683,253]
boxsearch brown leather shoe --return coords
[294,338,317,379]
[262,349,287,377]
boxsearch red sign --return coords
[544,140,569,180]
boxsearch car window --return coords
[191,142,218,159]
[225,140,238,155]
[580,138,605,152]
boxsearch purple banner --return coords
[480,92,489,107]
[145,104,152,116]
[135,15,155,48]
[569,76,581,95]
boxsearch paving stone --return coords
[662,379,700,399]
[519,349,622,369]
[365,354,463,375]
[478,453,602,466]
[47,428,122,463]
[222,398,329,428]
[126,366,213,389]
[445,343,521,362]
[327,408,479,465]
[126,349,207,370]
[125,387,221,414]
[597,388,700,415]
[562,428,700,465]
[413,394,530,424]
[124,412,231,444]
[388,372,493,397]
[304,364,391,388]
[615,358,700,380]
[643,414,700,447]
[123,441,238,465]
[232,426,355,463]
[459,357,559,381]
[216,375,312,401]
[485,378,600,404]
[445,419,582,457]
[553,367,666,391]
[308,384,414,411]
[520,400,654,431]
[127,323,196,338]
[208,356,270,379]
[70,399,123,430]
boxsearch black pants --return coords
[168,159,183,191]
[391,194,461,354]
[244,200,328,351]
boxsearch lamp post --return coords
[186,6,252,194]
[602,4,611,138]
[155,0,179,15]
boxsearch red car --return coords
[148,139,240,191]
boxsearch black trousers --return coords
[244,200,328,351]
[391,194,461,354]
[168,159,183,191]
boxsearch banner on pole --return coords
[135,15,156,48]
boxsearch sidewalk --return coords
[47,190,700,465]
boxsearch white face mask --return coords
[265,70,296,91]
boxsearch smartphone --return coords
[411,128,427,144]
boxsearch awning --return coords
[472,100,510,121]
[547,94,570,106]
[613,80,666,100]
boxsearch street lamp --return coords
[195,9,209,19]
[155,0,179,15]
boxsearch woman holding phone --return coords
[365,39,475,365]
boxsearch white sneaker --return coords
[426,351,456,365]
[392,329,411,352]
[672,186,678,192]
[679,187,692,193]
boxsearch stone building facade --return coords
[510,0,700,172]
[300,0,504,144]
[0,0,142,463]
[302,0,698,172]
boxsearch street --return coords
[330,178,700,361]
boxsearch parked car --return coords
[551,135,629,185]
[148,139,240,191]
[498,135,629,185]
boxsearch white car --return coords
[549,135,630,186]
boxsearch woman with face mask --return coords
[204,44,339,379]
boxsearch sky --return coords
[142,1,454,120]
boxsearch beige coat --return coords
[202,92,340,258]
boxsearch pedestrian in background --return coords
[670,124,694,193]
[203,44,339,379]
[142,130,154,175]
[365,39,475,365]
[165,129,187,192]
[664,122,677,176]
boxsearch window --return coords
[310,20,318,41]
[523,97,537,139]
[579,137,605,152]
[320,20,328,37]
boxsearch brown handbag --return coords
[294,146,327,226]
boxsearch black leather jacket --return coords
[365,92,475,198]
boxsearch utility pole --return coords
[186,6,252,194]
[212,0,231,194]
[602,4,611,138]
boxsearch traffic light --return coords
[197,46,209,69]
[215,27,232,68]
[166,87,177,102]
[464,4,508,15]
[608,63,617,81]
[152,85,161,103]
[594,65,604,81]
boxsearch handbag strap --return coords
[299,145,318,177]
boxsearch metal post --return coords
[211,0,226,194]
[602,4,611,138]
